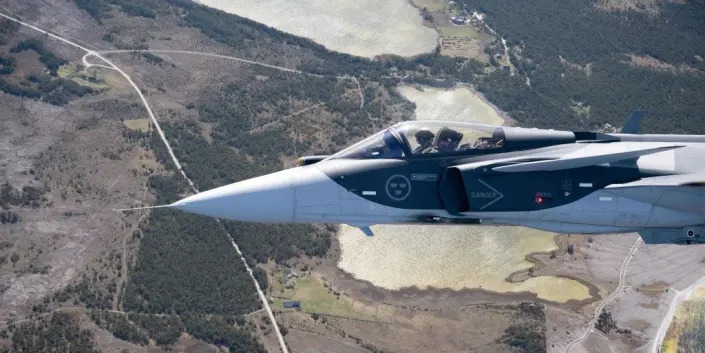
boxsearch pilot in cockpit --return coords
[378,130,404,158]
[413,128,435,154]
[431,127,463,153]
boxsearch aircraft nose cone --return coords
[172,168,295,223]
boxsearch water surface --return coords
[196,0,439,58]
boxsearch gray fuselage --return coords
[172,121,705,244]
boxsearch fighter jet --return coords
[170,111,705,244]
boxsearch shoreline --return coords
[325,230,600,311]
[504,239,603,308]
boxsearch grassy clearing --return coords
[570,104,591,118]
[123,118,150,132]
[58,66,110,89]
[274,274,374,320]
[661,338,677,353]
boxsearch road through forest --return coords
[0,9,290,353]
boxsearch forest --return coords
[123,175,261,316]
[89,310,149,345]
[1,313,100,353]
[73,0,160,22]
[11,39,67,75]
[455,0,705,133]
[0,35,95,105]
[119,172,265,350]
[499,303,546,353]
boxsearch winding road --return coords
[0,9,290,353]
[565,237,641,353]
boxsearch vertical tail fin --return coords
[620,110,647,134]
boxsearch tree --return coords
[252,267,269,291]
[10,252,19,267]
[596,310,617,333]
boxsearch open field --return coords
[274,275,381,320]
[123,118,150,132]
[396,84,506,124]
[57,66,110,90]
[195,0,439,58]
[410,0,491,59]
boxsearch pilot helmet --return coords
[414,128,434,146]
[436,127,463,151]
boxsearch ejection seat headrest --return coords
[437,127,463,143]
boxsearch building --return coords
[451,16,467,25]
[284,270,299,288]
[283,301,301,309]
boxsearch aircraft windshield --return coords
[329,129,406,159]
[394,121,505,156]
[327,122,505,160]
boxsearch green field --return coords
[274,275,377,320]
[123,118,150,132]
[58,66,110,89]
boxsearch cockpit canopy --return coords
[328,121,506,160]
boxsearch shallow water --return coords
[195,0,439,58]
[338,224,590,303]
[336,86,591,303]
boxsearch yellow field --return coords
[123,119,150,132]
[660,338,677,353]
